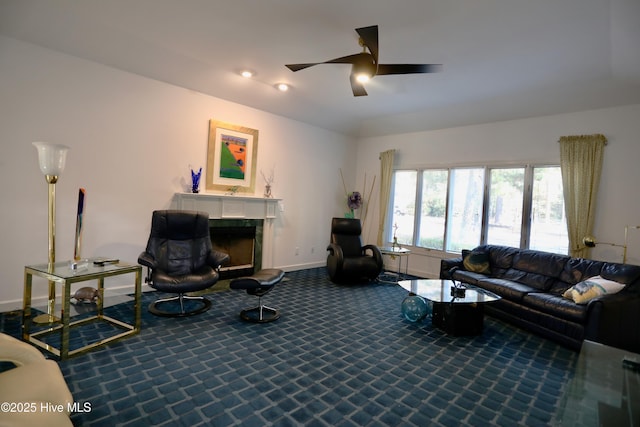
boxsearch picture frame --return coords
[206,120,259,193]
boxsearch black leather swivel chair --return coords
[138,210,229,317]
[326,217,383,283]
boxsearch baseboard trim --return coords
[278,261,326,272]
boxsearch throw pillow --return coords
[563,275,626,304]
[463,249,491,274]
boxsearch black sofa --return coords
[440,245,640,352]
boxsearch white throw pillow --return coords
[563,275,626,304]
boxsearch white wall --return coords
[356,103,640,278]
[0,36,357,309]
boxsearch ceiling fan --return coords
[286,25,442,97]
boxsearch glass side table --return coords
[378,246,411,283]
[23,260,142,360]
[554,340,640,426]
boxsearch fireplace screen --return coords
[209,220,263,279]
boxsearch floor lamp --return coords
[583,225,640,264]
[623,225,640,264]
[33,141,69,324]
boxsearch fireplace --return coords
[209,219,263,280]
[175,192,279,273]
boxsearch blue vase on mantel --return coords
[191,168,202,193]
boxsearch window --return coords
[388,165,569,254]
[486,168,525,248]
[389,170,417,245]
[417,170,448,249]
[530,167,568,254]
[446,168,485,252]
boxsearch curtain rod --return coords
[557,134,608,145]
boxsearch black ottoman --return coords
[230,269,284,322]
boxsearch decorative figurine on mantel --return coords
[191,167,202,193]
[261,167,275,198]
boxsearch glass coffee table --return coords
[398,279,501,336]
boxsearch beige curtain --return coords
[377,149,396,246]
[559,134,607,258]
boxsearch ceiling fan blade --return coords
[325,54,364,65]
[349,74,368,97]
[376,64,443,75]
[355,25,379,64]
[286,54,362,72]
[286,63,320,72]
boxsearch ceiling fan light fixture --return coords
[355,73,371,83]
[352,53,377,83]
[285,25,442,97]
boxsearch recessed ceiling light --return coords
[275,83,289,92]
[240,70,254,78]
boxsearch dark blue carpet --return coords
[1,268,577,426]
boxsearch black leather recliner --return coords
[326,217,383,283]
[138,210,229,317]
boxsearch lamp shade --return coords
[33,142,70,176]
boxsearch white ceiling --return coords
[2,0,640,137]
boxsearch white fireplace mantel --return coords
[175,192,280,267]
[175,192,280,219]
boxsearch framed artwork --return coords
[206,120,259,193]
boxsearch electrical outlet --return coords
[295,247,299,256]
[311,247,315,254]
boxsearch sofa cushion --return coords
[452,269,487,286]
[462,248,491,274]
[559,257,605,286]
[512,250,570,277]
[553,257,640,296]
[498,268,557,292]
[507,250,570,291]
[601,263,640,290]
[476,277,538,303]
[522,292,588,323]
[563,275,626,304]
[484,245,519,270]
